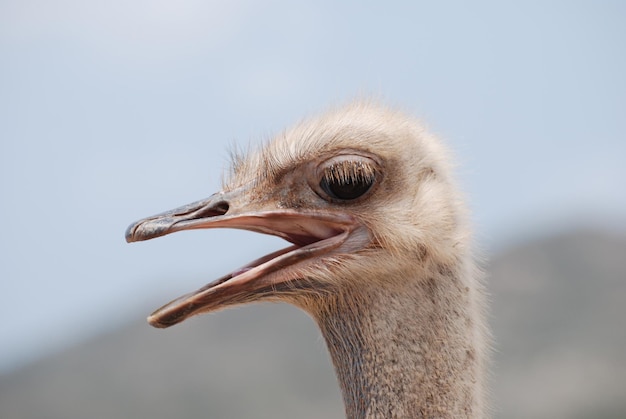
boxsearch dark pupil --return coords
[320,177,373,200]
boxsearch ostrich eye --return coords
[319,160,376,201]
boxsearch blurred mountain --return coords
[1,229,625,419]
[490,230,626,419]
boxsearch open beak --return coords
[126,188,366,328]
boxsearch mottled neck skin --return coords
[311,270,487,419]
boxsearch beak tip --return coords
[125,218,171,243]
[125,223,138,243]
[147,314,171,329]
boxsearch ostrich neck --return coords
[314,269,486,419]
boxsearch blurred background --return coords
[1,1,624,418]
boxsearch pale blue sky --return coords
[1,0,624,372]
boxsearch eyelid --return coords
[321,159,377,185]
[316,153,380,178]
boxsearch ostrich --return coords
[126,102,489,418]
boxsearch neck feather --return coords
[310,265,488,419]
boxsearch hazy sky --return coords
[1,1,624,373]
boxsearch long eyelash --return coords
[323,160,376,185]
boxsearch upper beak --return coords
[126,187,365,328]
[126,190,346,247]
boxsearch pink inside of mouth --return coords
[225,226,345,280]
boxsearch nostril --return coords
[214,201,229,215]
[197,201,229,218]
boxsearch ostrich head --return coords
[126,102,487,418]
